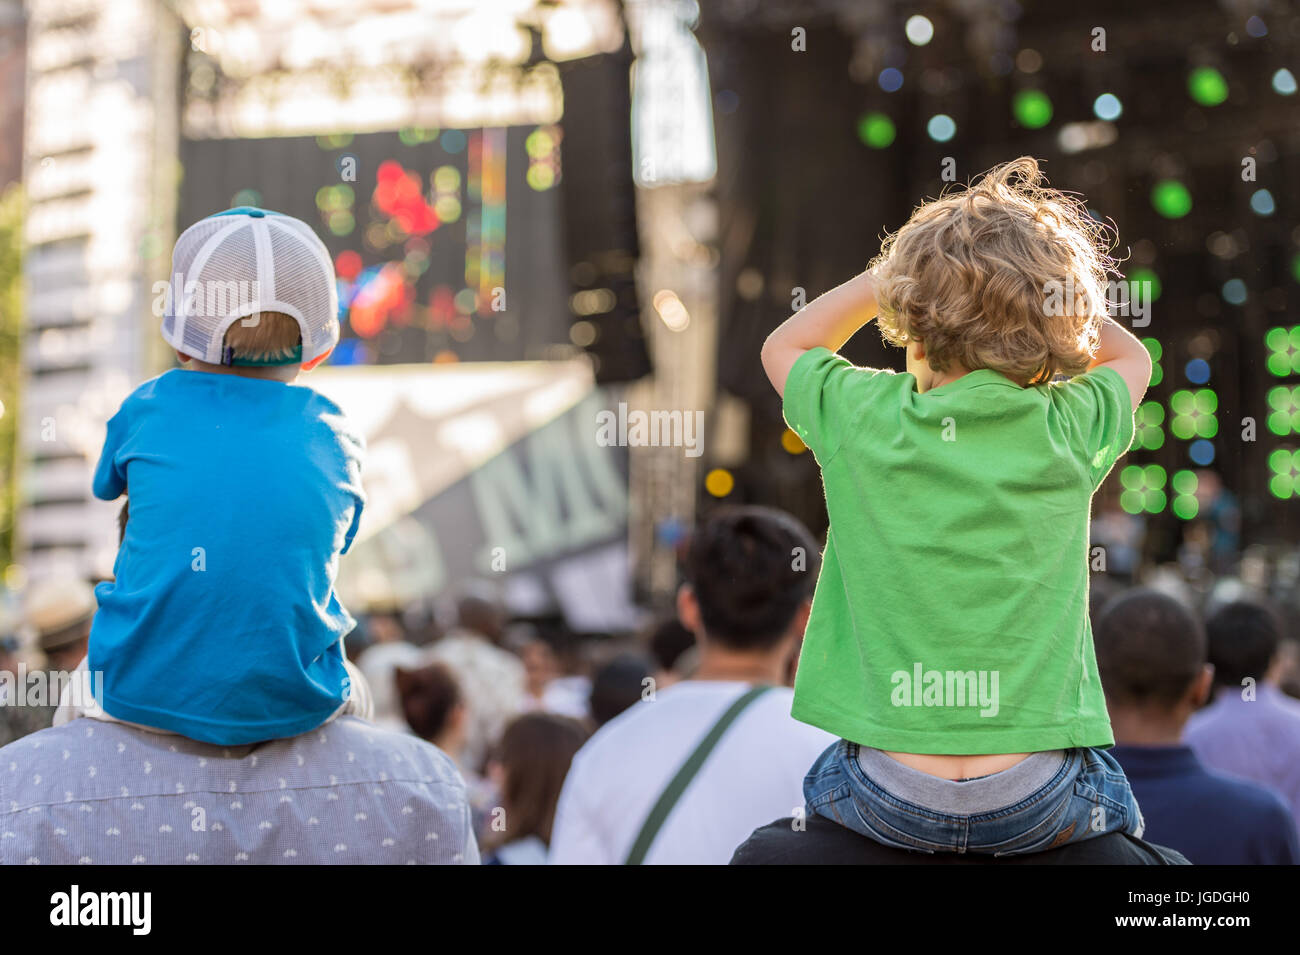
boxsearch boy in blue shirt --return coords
[61,208,367,745]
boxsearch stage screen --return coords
[178,127,573,367]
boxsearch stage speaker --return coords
[558,43,652,384]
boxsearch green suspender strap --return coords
[624,684,774,866]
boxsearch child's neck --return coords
[183,359,300,383]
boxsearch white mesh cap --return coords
[162,207,340,365]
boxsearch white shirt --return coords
[548,681,834,865]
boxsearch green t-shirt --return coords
[783,347,1136,754]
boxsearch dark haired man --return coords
[1184,600,1300,831]
[1097,590,1296,864]
[549,506,834,864]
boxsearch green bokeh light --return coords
[1151,180,1193,219]
[1188,67,1229,106]
[1265,326,1300,377]
[398,127,439,146]
[1134,401,1166,450]
[1120,463,1167,514]
[1170,388,1218,439]
[1267,386,1300,435]
[857,112,897,149]
[1268,448,1300,499]
[1013,90,1053,129]
[1171,469,1199,520]
[1142,337,1163,386]
[1127,267,1162,302]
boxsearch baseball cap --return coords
[161,206,339,366]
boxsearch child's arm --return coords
[92,407,130,500]
[1088,317,1153,412]
[761,270,878,398]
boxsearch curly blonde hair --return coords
[870,156,1119,386]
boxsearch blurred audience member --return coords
[1,628,50,748]
[1276,636,1300,703]
[482,713,588,865]
[1193,470,1241,576]
[28,577,95,674]
[589,651,653,726]
[549,507,834,864]
[426,586,527,773]
[356,639,426,732]
[1185,600,1300,830]
[395,661,496,840]
[520,631,560,704]
[1090,489,1144,583]
[647,617,696,691]
[1096,590,1298,864]
[544,629,595,719]
[396,662,470,761]
[0,577,94,746]
[511,627,591,720]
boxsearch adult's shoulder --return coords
[1197,764,1296,825]
[731,815,1190,865]
[0,717,467,808]
[291,716,466,790]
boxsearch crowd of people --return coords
[2,503,1298,864]
[4,182,1299,868]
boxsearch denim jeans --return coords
[804,740,1145,855]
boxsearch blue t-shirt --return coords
[90,369,365,744]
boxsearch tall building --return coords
[19,0,179,581]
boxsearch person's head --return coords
[486,712,588,848]
[1204,600,1283,690]
[589,651,653,725]
[161,207,338,381]
[870,156,1115,389]
[394,662,469,758]
[25,577,96,672]
[1094,588,1212,737]
[455,588,507,645]
[357,640,428,727]
[678,506,820,658]
[519,637,560,698]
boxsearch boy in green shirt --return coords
[761,157,1152,855]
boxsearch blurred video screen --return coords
[178,126,572,367]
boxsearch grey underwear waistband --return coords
[855,747,1070,815]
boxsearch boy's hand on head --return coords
[761,270,878,397]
